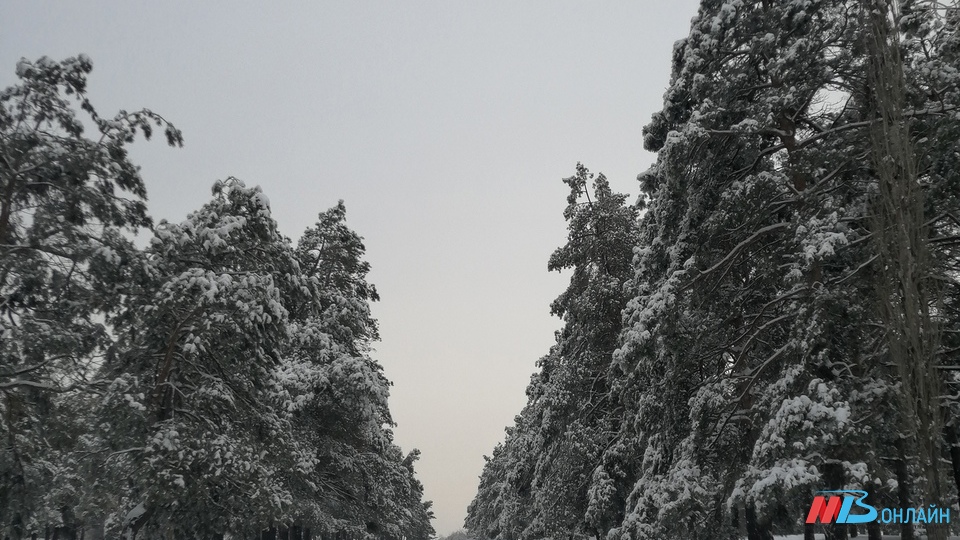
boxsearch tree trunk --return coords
[736,505,747,539]
[943,415,960,500]
[745,504,772,540]
[824,461,848,540]
[87,520,104,540]
[895,436,916,540]
[865,1,947,538]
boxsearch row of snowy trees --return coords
[466,1,960,539]
[0,56,434,540]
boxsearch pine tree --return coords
[607,2,882,536]
[0,55,181,539]
[91,185,436,539]
[466,164,639,540]
[93,179,308,538]
[278,202,433,539]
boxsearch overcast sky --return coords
[1,1,701,534]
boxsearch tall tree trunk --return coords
[823,461,848,540]
[895,436,916,540]
[944,413,960,500]
[865,1,947,539]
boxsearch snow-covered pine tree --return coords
[605,1,960,539]
[94,179,310,539]
[0,55,181,540]
[276,202,434,539]
[465,440,512,539]
[94,184,436,540]
[607,1,881,535]
[465,389,543,540]
[536,165,639,540]
[466,164,639,540]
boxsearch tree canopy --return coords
[0,56,433,540]
[467,1,960,539]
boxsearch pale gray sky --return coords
[1,1,700,534]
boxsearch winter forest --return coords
[464,1,960,540]
[2,0,960,540]
[0,58,433,538]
